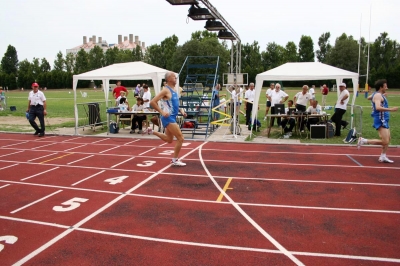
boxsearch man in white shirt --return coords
[26,82,47,137]
[244,83,256,129]
[268,83,289,126]
[331,82,350,136]
[303,100,322,131]
[309,85,316,100]
[264,83,274,119]
[142,85,151,109]
[294,85,312,111]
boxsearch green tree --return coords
[104,46,119,66]
[54,51,65,72]
[115,49,133,63]
[74,49,89,74]
[40,58,51,73]
[132,45,143,61]
[88,45,105,70]
[144,44,163,67]
[326,33,365,73]
[283,41,298,63]
[161,35,179,70]
[191,31,217,42]
[262,42,285,70]
[298,35,315,62]
[316,32,332,63]
[18,59,33,89]
[65,52,75,73]
[241,41,264,82]
[1,45,19,74]
[31,58,41,78]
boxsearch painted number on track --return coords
[137,161,156,167]
[159,150,174,155]
[52,197,88,212]
[104,176,128,185]
[0,235,18,252]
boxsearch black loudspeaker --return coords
[10,106,16,111]
[88,103,101,125]
[310,125,326,139]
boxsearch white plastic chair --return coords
[80,91,88,98]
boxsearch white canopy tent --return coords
[72,61,176,134]
[252,62,359,135]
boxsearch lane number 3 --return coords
[53,197,88,212]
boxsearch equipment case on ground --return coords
[310,124,326,139]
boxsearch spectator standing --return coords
[309,85,316,100]
[331,83,350,136]
[358,79,398,163]
[142,85,151,109]
[264,83,274,120]
[244,83,256,130]
[268,83,289,126]
[26,83,47,137]
[321,84,329,107]
[294,85,312,111]
[113,81,128,104]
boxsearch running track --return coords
[0,132,399,265]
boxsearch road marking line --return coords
[10,190,63,214]
[61,137,82,142]
[291,250,400,263]
[125,139,140,145]
[71,170,105,186]
[110,157,134,168]
[35,142,57,149]
[91,138,109,144]
[0,163,19,170]
[139,147,156,156]
[0,184,10,189]
[199,144,304,266]
[67,155,94,165]
[39,153,73,164]
[64,144,87,151]
[20,167,59,181]
[216,178,233,202]
[1,141,29,148]
[0,215,69,229]
[347,155,363,166]
[0,150,24,158]
[99,146,119,154]
[28,152,58,161]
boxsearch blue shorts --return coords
[161,115,177,128]
[373,117,389,130]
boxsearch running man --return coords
[144,71,187,166]
[357,79,398,163]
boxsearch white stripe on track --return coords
[198,143,305,266]
[10,190,63,214]
[20,167,59,181]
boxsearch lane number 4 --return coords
[52,197,88,212]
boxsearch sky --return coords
[0,0,399,68]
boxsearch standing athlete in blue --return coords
[358,79,398,163]
[146,72,187,166]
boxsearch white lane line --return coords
[64,144,87,151]
[1,179,121,195]
[139,147,155,156]
[110,157,134,168]
[28,152,58,162]
[10,190,63,214]
[12,143,205,265]
[125,139,140,145]
[91,138,109,144]
[20,167,59,181]
[0,215,69,229]
[13,229,74,266]
[35,142,57,149]
[198,144,304,266]
[0,163,18,170]
[71,170,105,186]
[1,141,29,148]
[67,155,94,165]
[61,137,82,142]
[291,250,400,264]
[0,150,24,158]
[347,155,363,166]
[99,146,119,154]
[0,184,10,189]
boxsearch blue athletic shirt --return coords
[161,86,179,116]
[371,92,389,120]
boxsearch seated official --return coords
[116,91,128,107]
[303,100,322,130]
[281,100,295,134]
[131,97,146,134]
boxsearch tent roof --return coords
[256,62,358,81]
[73,61,174,80]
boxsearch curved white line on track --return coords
[198,143,305,266]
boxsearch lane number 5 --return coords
[53,197,88,212]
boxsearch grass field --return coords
[1,87,399,145]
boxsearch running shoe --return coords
[171,159,186,166]
[379,157,394,163]
[357,137,363,149]
[142,127,153,135]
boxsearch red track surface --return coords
[0,132,399,265]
